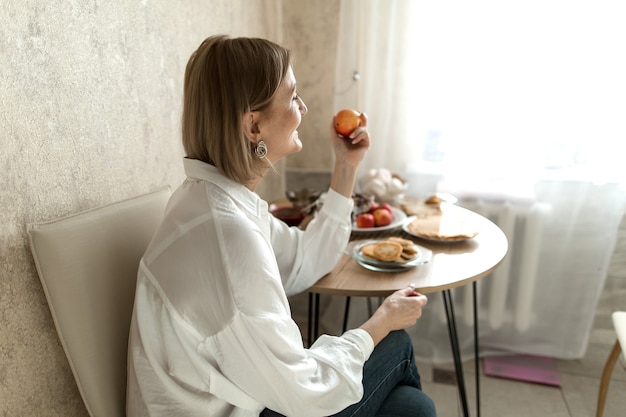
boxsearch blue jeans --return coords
[261,330,437,417]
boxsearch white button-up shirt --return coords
[127,159,375,417]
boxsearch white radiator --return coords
[447,199,551,332]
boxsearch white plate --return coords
[348,239,432,272]
[356,260,420,273]
[352,206,407,233]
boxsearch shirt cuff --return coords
[341,328,375,360]
[322,188,354,222]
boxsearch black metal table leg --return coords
[442,289,470,417]
[307,293,322,346]
[307,293,313,348]
[473,281,480,417]
[342,296,351,333]
[314,293,320,341]
[307,294,350,344]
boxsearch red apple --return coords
[334,109,367,138]
[368,201,379,213]
[379,203,393,213]
[355,213,375,228]
[373,208,393,227]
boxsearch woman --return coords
[127,35,436,417]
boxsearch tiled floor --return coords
[417,216,626,417]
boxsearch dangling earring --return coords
[254,140,268,159]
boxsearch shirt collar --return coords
[183,158,266,217]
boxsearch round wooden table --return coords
[312,204,508,296]
[308,205,508,417]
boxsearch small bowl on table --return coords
[271,206,305,227]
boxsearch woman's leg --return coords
[261,330,436,417]
[333,330,436,417]
[375,385,438,417]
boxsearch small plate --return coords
[349,240,432,272]
[357,261,420,273]
[352,206,407,233]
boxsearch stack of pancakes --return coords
[361,237,419,262]
[401,197,479,241]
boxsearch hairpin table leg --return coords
[443,289,470,417]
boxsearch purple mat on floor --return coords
[483,354,561,386]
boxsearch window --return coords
[335,0,626,190]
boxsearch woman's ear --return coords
[242,111,261,142]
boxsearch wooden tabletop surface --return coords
[310,204,509,297]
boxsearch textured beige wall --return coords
[0,1,291,415]
[284,0,340,171]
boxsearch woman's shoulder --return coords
[170,180,245,217]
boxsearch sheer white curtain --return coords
[332,0,626,361]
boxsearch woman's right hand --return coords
[327,116,370,199]
[359,286,428,346]
[328,115,370,169]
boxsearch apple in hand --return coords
[334,109,367,138]
[355,213,375,228]
[373,208,393,227]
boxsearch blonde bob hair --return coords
[182,35,291,184]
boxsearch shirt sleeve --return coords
[201,295,374,417]
[271,189,354,295]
